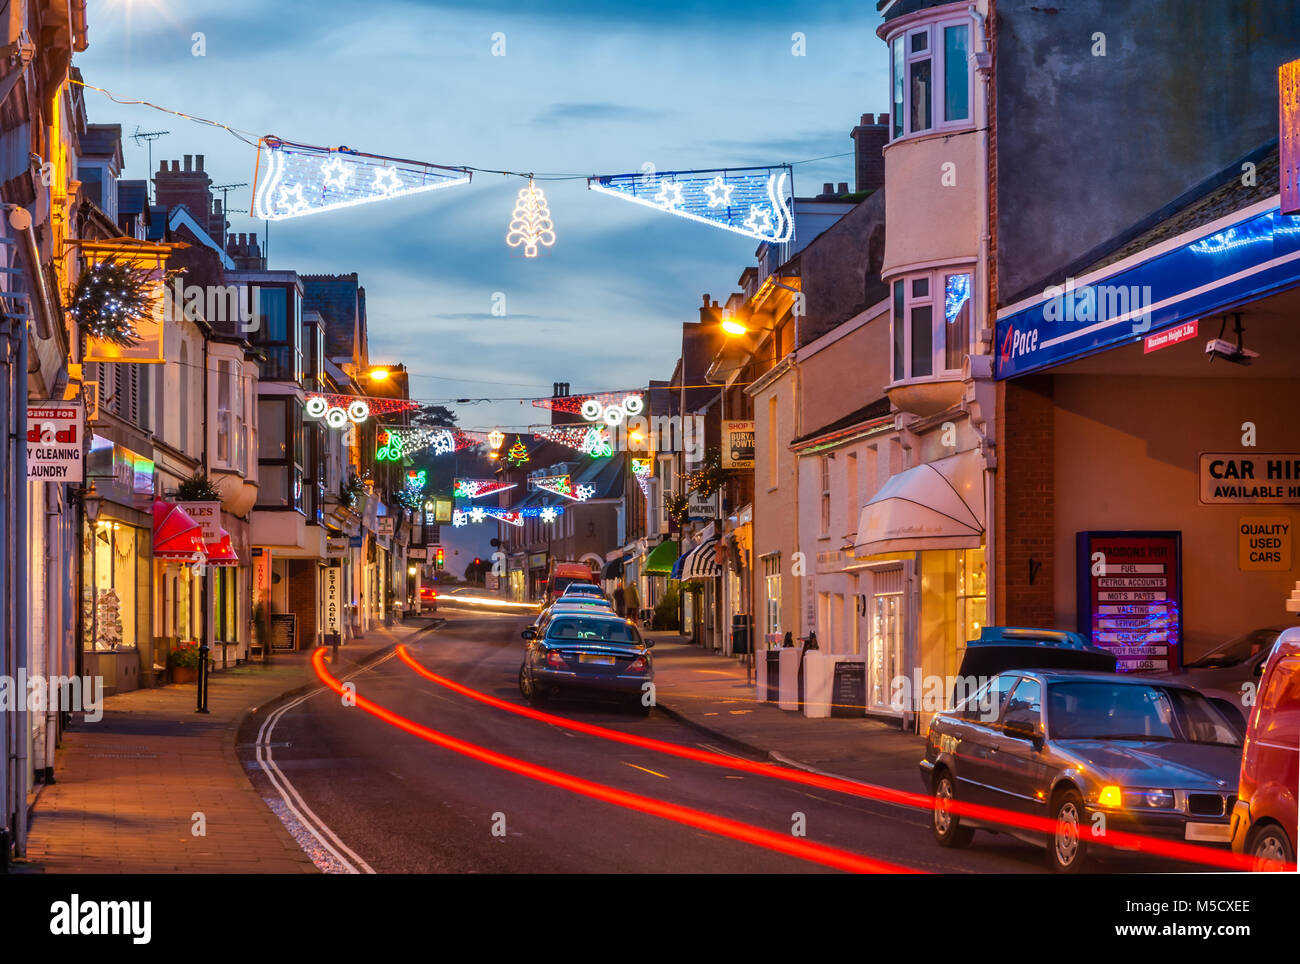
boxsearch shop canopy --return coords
[152,499,208,560]
[602,556,626,580]
[205,529,240,567]
[643,539,679,576]
[854,451,985,556]
[676,535,721,579]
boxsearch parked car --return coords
[922,631,1243,872]
[560,582,608,601]
[1230,628,1299,869]
[529,596,615,627]
[1159,625,1288,718]
[519,611,654,714]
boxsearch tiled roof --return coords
[790,396,891,448]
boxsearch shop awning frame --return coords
[152,499,208,561]
[854,451,985,556]
[678,536,721,579]
[643,539,679,576]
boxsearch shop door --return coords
[868,566,905,711]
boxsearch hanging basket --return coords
[68,257,152,348]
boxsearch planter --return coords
[170,666,198,685]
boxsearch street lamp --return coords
[82,481,101,525]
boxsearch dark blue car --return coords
[519,611,654,715]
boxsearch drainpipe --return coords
[14,284,29,857]
[970,1,996,621]
[0,281,9,866]
[45,484,59,784]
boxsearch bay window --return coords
[889,268,974,383]
[888,17,972,141]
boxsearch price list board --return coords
[1076,531,1182,672]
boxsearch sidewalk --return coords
[645,632,926,792]
[20,622,421,874]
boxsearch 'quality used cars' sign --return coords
[1198,453,1300,504]
[1238,516,1292,571]
[27,401,84,482]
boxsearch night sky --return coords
[83,0,887,432]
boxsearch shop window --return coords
[889,267,974,383]
[83,520,142,651]
[957,546,987,643]
[763,554,782,639]
[888,18,973,142]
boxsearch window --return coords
[820,456,831,537]
[178,343,188,450]
[763,554,782,640]
[1003,678,1042,730]
[889,268,974,382]
[845,452,858,535]
[888,18,972,141]
[767,395,778,488]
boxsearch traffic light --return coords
[474,557,481,566]
[436,547,445,568]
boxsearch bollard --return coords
[196,643,210,714]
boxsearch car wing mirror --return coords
[521,628,536,640]
[643,638,655,649]
[1252,658,1265,677]
[1004,718,1043,748]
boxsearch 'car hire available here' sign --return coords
[1077,531,1182,672]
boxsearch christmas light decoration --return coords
[631,458,653,497]
[506,178,556,257]
[405,469,427,494]
[306,393,370,428]
[506,438,529,464]
[252,137,471,221]
[532,390,640,416]
[589,166,794,243]
[487,430,505,450]
[579,393,643,426]
[574,484,596,501]
[453,478,517,499]
[580,426,613,458]
[540,506,558,524]
[529,475,573,499]
[68,257,154,347]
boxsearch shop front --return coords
[995,187,1300,666]
[848,450,988,726]
[81,436,155,694]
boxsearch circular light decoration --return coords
[325,407,348,428]
[580,399,603,421]
[306,394,370,429]
[348,400,370,422]
[622,394,643,416]
[580,392,645,427]
[305,396,329,418]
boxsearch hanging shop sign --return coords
[324,566,342,635]
[1198,453,1300,505]
[1238,516,1292,571]
[688,488,717,520]
[27,400,84,482]
[722,419,755,469]
[377,516,395,537]
[1076,531,1182,672]
[76,244,169,364]
[325,536,349,558]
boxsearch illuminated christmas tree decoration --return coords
[405,469,428,495]
[252,137,471,221]
[589,166,794,243]
[453,478,517,499]
[506,438,529,464]
[506,178,556,258]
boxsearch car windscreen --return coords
[1047,681,1240,746]
[546,616,639,645]
[1183,628,1281,669]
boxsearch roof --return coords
[790,396,891,448]
[117,180,149,219]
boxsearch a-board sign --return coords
[270,613,297,651]
[1076,531,1182,672]
[830,660,867,718]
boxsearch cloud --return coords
[532,102,672,126]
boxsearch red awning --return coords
[206,528,240,567]
[152,499,208,560]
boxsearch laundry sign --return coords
[1238,516,1292,571]
[1198,453,1300,504]
[27,401,84,482]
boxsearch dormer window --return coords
[889,16,972,141]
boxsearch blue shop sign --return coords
[996,205,1300,379]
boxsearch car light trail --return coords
[436,594,540,610]
[395,645,1287,873]
[312,648,915,874]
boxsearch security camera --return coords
[1205,338,1258,365]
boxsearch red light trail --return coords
[394,645,1288,873]
[312,647,915,874]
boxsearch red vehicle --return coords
[544,561,599,606]
[419,585,438,614]
[1230,627,1299,868]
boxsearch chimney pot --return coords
[822,182,834,195]
[838,182,849,194]
[861,113,871,125]
[183,155,192,172]
[877,113,889,126]
[196,155,205,171]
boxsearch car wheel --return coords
[1249,825,1294,870]
[932,771,975,848]
[1047,789,1089,873]
[519,665,547,704]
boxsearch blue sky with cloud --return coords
[81,0,887,431]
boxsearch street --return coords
[237,605,1189,875]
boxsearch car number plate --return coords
[1184,822,1231,843]
[579,654,616,665]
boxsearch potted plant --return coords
[168,642,201,684]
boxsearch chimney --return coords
[837,182,849,195]
[822,182,834,196]
[196,155,205,171]
[851,112,888,193]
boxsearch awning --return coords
[603,556,625,580]
[643,539,679,576]
[678,536,721,579]
[152,499,207,561]
[855,451,985,556]
[205,528,240,567]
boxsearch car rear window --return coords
[547,617,639,644]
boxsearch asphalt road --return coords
[237,607,1190,874]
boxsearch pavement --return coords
[644,632,926,793]
[19,621,422,874]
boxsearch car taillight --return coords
[628,656,647,673]
[546,651,568,670]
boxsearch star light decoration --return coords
[588,166,794,243]
[453,478,517,499]
[506,178,556,258]
[252,137,471,221]
[540,506,558,524]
